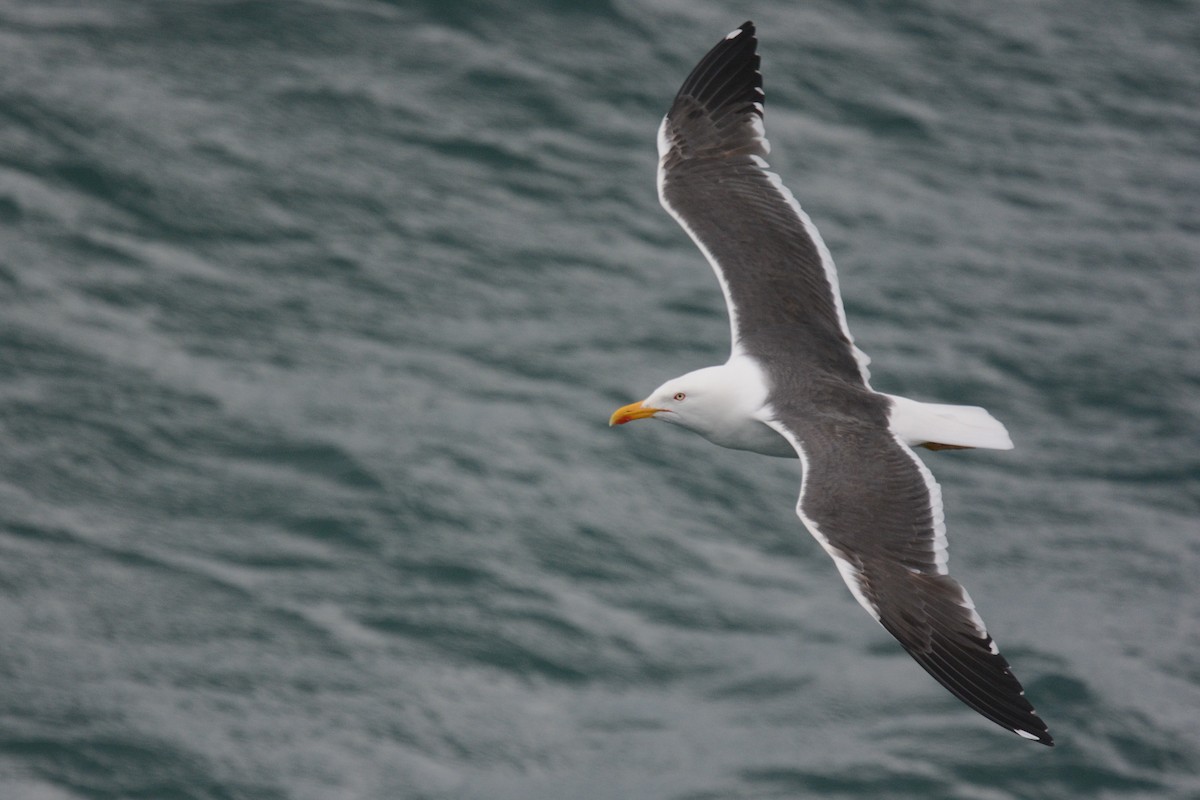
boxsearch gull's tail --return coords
[885,394,1014,451]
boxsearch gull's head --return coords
[609,366,734,434]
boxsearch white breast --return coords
[705,417,798,458]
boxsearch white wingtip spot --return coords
[725,27,744,40]
[1015,729,1041,741]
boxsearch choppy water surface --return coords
[2,1,1198,798]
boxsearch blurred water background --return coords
[2,1,1199,798]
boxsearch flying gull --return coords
[610,21,1052,745]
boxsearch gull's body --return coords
[610,22,1052,745]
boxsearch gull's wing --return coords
[764,415,1053,745]
[657,21,871,385]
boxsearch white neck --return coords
[657,356,796,458]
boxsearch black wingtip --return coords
[673,21,762,117]
[872,572,1056,749]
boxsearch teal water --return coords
[2,1,1198,798]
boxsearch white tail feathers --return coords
[885,394,1014,451]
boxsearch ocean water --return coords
[2,1,1198,798]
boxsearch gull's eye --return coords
[673,392,686,401]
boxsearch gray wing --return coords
[657,21,871,385]
[765,415,1054,746]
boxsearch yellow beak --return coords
[609,400,665,427]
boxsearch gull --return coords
[610,21,1052,745]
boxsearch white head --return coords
[609,365,745,437]
[610,357,791,457]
